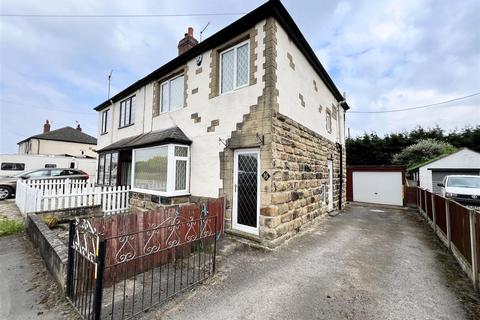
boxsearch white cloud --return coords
[0,0,479,154]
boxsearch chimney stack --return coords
[177,27,198,55]
[76,124,82,132]
[43,120,51,133]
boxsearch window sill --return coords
[219,84,249,96]
[131,187,190,198]
[118,123,135,129]
[100,132,109,136]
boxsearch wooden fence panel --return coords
[434,195,447,235]
[404,186,418,207]
[426,191,433,220]
[449,201,472,263]
[91,198,225,287]
[477,213,480,274]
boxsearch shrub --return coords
[393,139,456,168]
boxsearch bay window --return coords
[160,74,184,113]
[220,40,249,94]
[97,151,118,185]
[132,144,190,196]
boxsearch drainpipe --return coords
[336,142,343,210]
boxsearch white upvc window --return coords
[119,95,135,128]
[326,109,332,133]
[101,109,110,134]
[160,74,184,113]
[219,40,249,94]
[131,144,190,197]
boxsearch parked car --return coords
[0,168,89,200]
[437,175,480,206]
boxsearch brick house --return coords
[94,0,349,247]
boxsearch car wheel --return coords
[0,186,11,200]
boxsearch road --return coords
[156,204,480,320]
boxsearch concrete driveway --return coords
[156,204,480,320]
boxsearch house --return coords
[94,0,349,247]
[17,120,97,158]
[409,148,480,193]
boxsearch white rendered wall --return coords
[419,149,480,190]
[276,23,346,145]
[97,20,267,198]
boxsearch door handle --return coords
[235,184,237,192]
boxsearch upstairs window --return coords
[101,109,110,134]
[220,40,249,94]
[326,109,332,133]
[161,74,184,113]
[119,96,135,128]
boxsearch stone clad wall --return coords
[258,112,345,247]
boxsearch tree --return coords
[392,139,456,168]
[346,125,479,165]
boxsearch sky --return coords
[0,0,479,154]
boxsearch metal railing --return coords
[66,198,224,320]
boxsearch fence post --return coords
[446,199,451,250]
[93,239,106,320]
[469,210,478,290]
[431,193,436,233]
[66,221,76,296]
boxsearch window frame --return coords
[1,162,25,171]
[97,151,118,186]
[101,109,110,134]
[131,144,190,197]
[219,39,250,95]
[160,74,185,114]
[326,109,332,133]
[119,95,136,128]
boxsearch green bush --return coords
[0,218,24,236]
[393,139,456,168]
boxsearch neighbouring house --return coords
[94,0,349,247]
[17,120,97,158]
[409,148,480,193]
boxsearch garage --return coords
[347,166,405,206]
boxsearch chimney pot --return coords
[76,124,82,132]
[178,27,198,55]
[43,120,51,133]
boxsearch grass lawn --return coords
[0,217,24,236]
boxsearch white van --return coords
[0,154,97,179]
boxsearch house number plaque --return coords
[262,171,271,181]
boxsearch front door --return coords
[327,160,333,211]
[233,149,260,235]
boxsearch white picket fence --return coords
[15,178,130,215]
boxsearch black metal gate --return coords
[66,205,219,320]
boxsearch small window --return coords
[45,164,57,168]
[220,40,249,94]
[119,96,136,128]
[160,74,184,113]
[101,109,110,134]
[326,109,332,133]
[1,162,25,171]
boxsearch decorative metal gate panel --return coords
[66,198,223,320]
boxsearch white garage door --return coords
[353,171,403,206]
